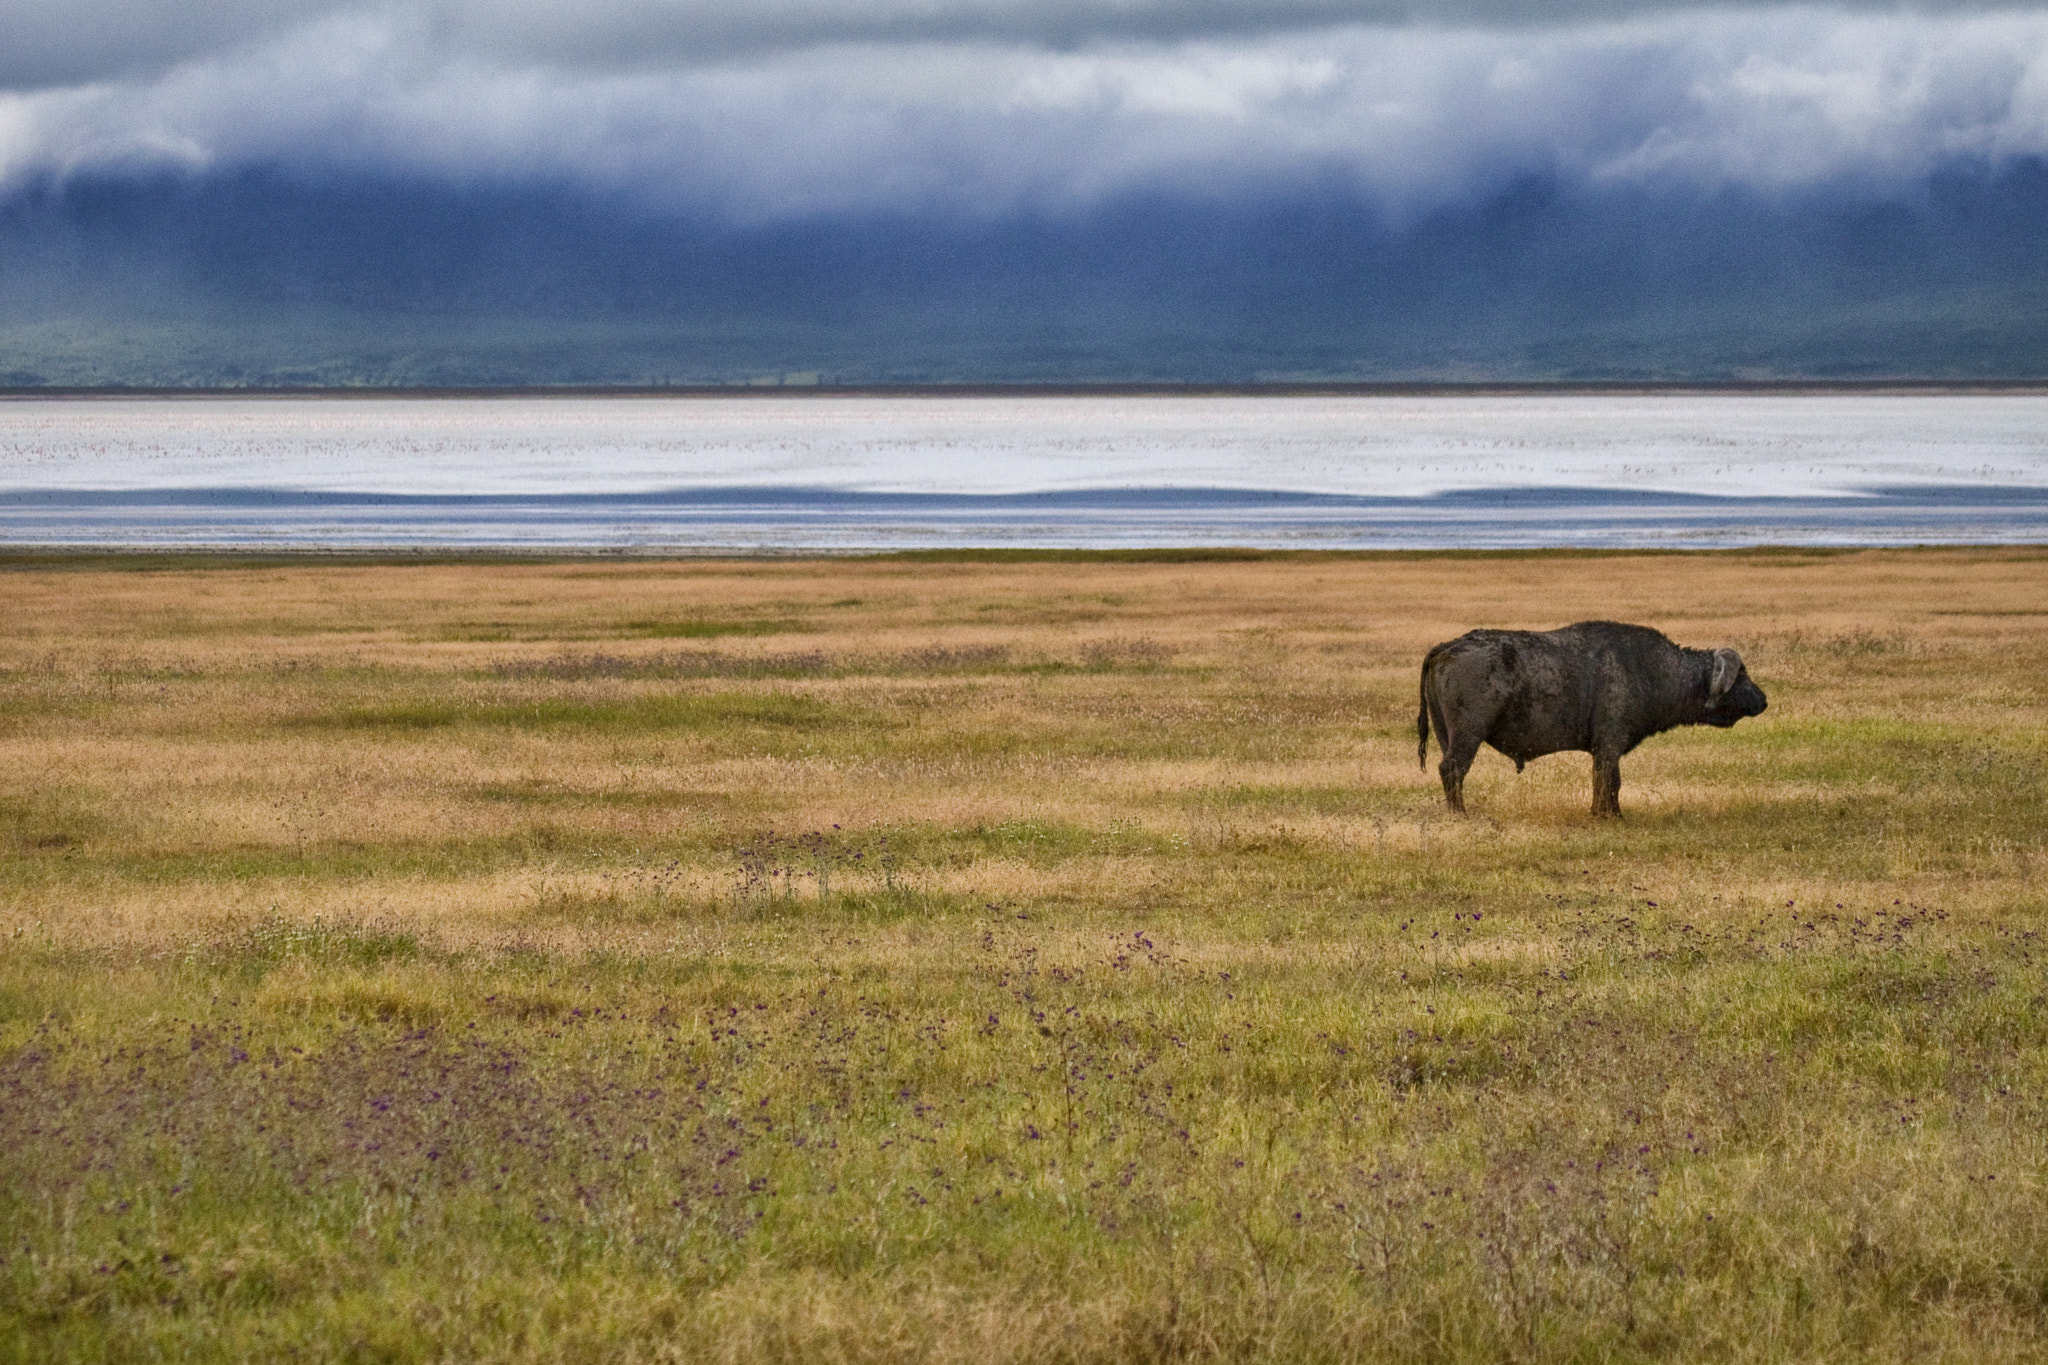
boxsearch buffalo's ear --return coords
[1708,648,1742,703]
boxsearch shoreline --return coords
[8,379,2048,401]
[3,544,2045,569]
[5,484,2045,554]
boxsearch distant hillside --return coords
[6,167,2048,385]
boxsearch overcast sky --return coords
[7,0,2042,85]
[5,1,2047,219]
[5,1,2048,380]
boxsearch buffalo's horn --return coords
[1708,648,1742,703]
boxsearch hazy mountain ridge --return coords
[6,164,2048,385]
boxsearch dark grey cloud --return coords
[407,0,2048,73]
[8,2,2048,384]
[1,0,331,89]
[6,9,2048,225]
[3,0,2041,89]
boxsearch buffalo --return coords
[1417,621,1767,817]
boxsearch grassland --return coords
[1,547,2045,1364]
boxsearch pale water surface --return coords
[2,394,2044,549]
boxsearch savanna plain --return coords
[3,548,2046,1364]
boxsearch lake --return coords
[2,392,2045,549]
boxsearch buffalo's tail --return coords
[1417,644,1456,770]
[1417,671,1433,770]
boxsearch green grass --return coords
[8,907,2048,1362]
[2,550,2047,1362]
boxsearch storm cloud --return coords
[7,8,2048,218]
[4,2,2047,381]
[6,0,2043,89]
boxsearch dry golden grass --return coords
[5,549,2042,940]
[2,547,2046,1363]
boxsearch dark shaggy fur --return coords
[1418,621,1768,817]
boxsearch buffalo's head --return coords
[1704,648,1767,725]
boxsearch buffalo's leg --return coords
[1591,752,1623,817]
[1438,734,1482,814]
